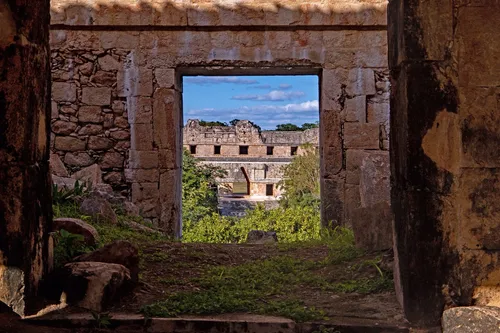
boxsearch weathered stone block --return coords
[344,184,361,224]
[72,164,103,187]
[130,124,153,150]
[128,150,159,169]
[81,87,112,106]
[346,68,376,96]
[351,202,393,251]
[78,106,103,123]
[344,123,380,149]
[50,153,69,177]
[345,95,367,122]
[367,102,390,126]
[100,152,124,169]
[321,69,346,111]
[52,120,77,135]
[98,55,121,72]
[127,96,152,124]
[52,82,77,102]
[54,136,86,151]
[153,88,180,149]
[359,151,390,207]
[442,306,500,333]
[64,152,94,167]
[91,71,116,86]
[155,68,176,89]
[88,136,113,151]
[159,169,181,237]
[320,177,345,227]
[78,124,103,136]
[117,68,153,97]
[159,149,179,170]
[51,101,59,119]
[346,149,366,185]
[132,182,160,217]
[109,130,130,140]
[124,169,160,183]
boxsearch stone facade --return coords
[49,0,391,236]
[183,119,319,205]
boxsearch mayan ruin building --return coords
[1,0,499,332]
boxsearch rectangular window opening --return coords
[214,145,221,155]
[267,146,274,155]
[190,145,197,154]
[239,145,249,155]
[266,184,274,196]
[291,146,298,156]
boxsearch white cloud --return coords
[278,84,292,90]
[250,84,272,90]
[184,76,258,85]
[232,90,305,101]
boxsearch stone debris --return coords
[73,240,139,283]
[71,164,102,188]
[49,153,69,177]
[79,197,118,224]
[62,262,131,312]
[52,218,99,247]
[246,230,278,244]
[442,306,500,333]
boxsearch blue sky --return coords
[182,75,319,130]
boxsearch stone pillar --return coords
[0,0,52,316]
[389,0,500,328]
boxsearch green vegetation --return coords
[275,122,319,131]
[142,228,392,322]
[198,120,228,127]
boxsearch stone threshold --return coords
[23,312,410,333]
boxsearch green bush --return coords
[182,205,321,244]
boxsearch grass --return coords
[141,228,393,322]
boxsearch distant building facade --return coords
[183,119,319,215]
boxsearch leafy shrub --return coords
[52,180,89,205]
[53,229,94,267]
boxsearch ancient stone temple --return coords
[184,119,319,215]
[0,0,498,330]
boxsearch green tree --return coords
[277,144,320,208]
[275,123,301,131]
[229,119,240,126]
[182,150,227,223]
[199,120,228,127]
[301,122,319,130]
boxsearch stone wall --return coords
[49,0,391,236]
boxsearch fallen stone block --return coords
[442,306,500,333]
[62,262,131,312]
[80,197,117,224]
[72,164,102,188]
[52,175,76,190]
[73,240,139,283]
[50,153,69,177]
[53,218,99,247]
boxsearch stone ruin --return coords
[0,0,499,330]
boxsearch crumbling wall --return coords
[0,0,52,316]
[388,0,500,328]
[49,0,391,235]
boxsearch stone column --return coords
[389,0,500,328]
[0,0,52,316]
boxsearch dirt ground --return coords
[110,242,405,324]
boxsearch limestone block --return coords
[103,114,114,128]
[114,117,129,128]
[72,164,103,188]
[117,68,153,97]
[153,88,180,149]
[52,120,77,135]
[345,96,367,123]
[51,101,59,119]
[346,149,366,185]
[351,202,393,251]
[442,306,500,333]
[64,152,94,167]
[79,62,93,76]
[159,149,179,170]
[321,69,346,111]
[367,102,390,125]
[344,184,361,223]
[78,124,103,136]
[78,106,103,123]
[346,68,376,96]
[130,124,153,150]
[159,169,181,237]
[98,55,121,71]
[128,150,159,169]
[90,71,116,86]
[109,130,130,140]
[50,153,69,177]
[124,169,160,183]
[88,136,113,151]
[80,196,117,224]
[320,177,345,227]
[60,105,77,115]
[82,87,112,106]
[343,123,380,149]
[359,151,390,208]
[53,218,99,246]
[155,68,176,89]
[103,171,123,185]
[100,152,124,169]
[127,96,152,124]
[54,136,86,151]
[52,82,77,102]
[132,182,160,216]
[100,31,139,50]
[112,100,126,114]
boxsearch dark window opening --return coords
[266,184,274,196]
[267,146,274,155]
[291,146,298,156]
[239,145,249,155]
[214,145,221,155]
[190,145,197,154]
